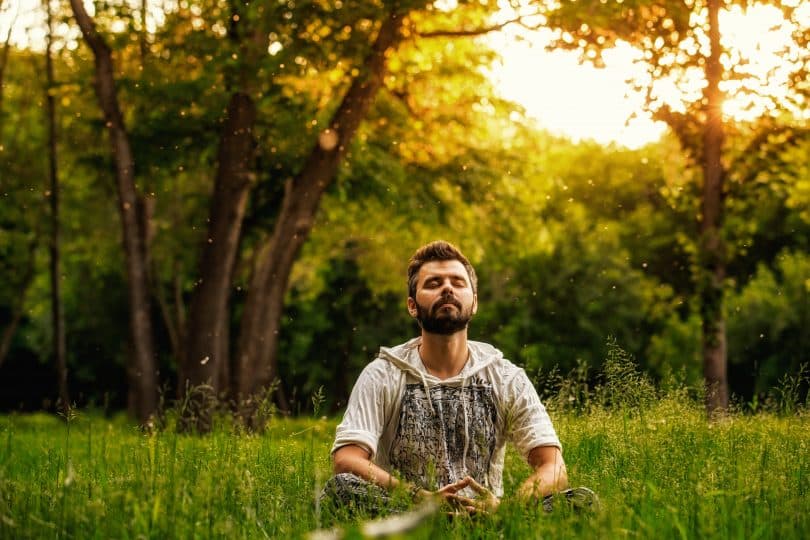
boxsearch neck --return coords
[418,330,469,379]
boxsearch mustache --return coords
[431,294,462,312]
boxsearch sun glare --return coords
[719,3,808,121]
[1,0,806,149]
[487,2,809,148]
[487,30,664,149]
[0,0,166,50]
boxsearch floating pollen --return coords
[318,129,339,151]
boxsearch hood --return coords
[377,336,503,386]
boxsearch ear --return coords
[472,293,478,315]
[407,297,417,318]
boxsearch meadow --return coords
[0,387,808,539]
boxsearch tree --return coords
[178,2,264,412]
[700,0,727,413]
[233,0,547,415]
[44,0,70,412]
[542,0,809,413]
[68,0,158,422]
[235,4,407,413]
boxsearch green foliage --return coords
[532,360,593,414]
[474,206,676,377]
[310,385,326,417]
[727,250,810,398]
[647,310,702,384]
[597,337,657,414]
[532,339,658,416]
[279,254,413,413]
[1,0,808,415]
[772,364,810,416]
[0,48,49,320]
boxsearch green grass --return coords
[0,398,808,539]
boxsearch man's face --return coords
[408,260,478,335]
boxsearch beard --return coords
[415,294,473,335]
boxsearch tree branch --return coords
[653,104,701,162]
[417,15,542,39]
[385,86,417,117]
[0,0,19,119]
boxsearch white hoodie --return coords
[331,337,561,497]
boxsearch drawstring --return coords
[419,370,436,415]
[461,373,470,476]
[416,343,436,415]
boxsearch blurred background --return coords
[0,0,807,418]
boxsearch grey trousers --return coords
[319,473,599,519]
[319,473,410,520]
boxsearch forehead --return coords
[417,260,471,284]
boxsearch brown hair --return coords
[407,240,477,298]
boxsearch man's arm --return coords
[516,445,568,500]
[332,444,471,501]
[333,444,403,490]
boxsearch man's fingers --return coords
[464,476,489,495]
[439,477,471,494]
[452,477,471,489]
[447,494,476,506]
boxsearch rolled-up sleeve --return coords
[505,368,561,459]
[331,359,388,459]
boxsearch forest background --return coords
[0,0,808,421]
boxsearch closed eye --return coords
[422,276,468,289]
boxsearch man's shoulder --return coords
[359,356,395,376]
[468,340,520,366]
[467,340,527,383]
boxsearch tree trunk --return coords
[0,0,15,120]
[700,0,728,414]
[235,9,404,409]
[139,0,147,66]
[44,0,70,413]
[153,267,182,366]
[68,0,158,423]
[173,0,265,432]
[181,92,256,398]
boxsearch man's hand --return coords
[442,476,500,515]
[413,476,470,503]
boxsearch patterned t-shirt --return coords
[331,338,561,497]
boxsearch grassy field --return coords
[0,393,807,540]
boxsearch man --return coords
[322,240,595,516]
